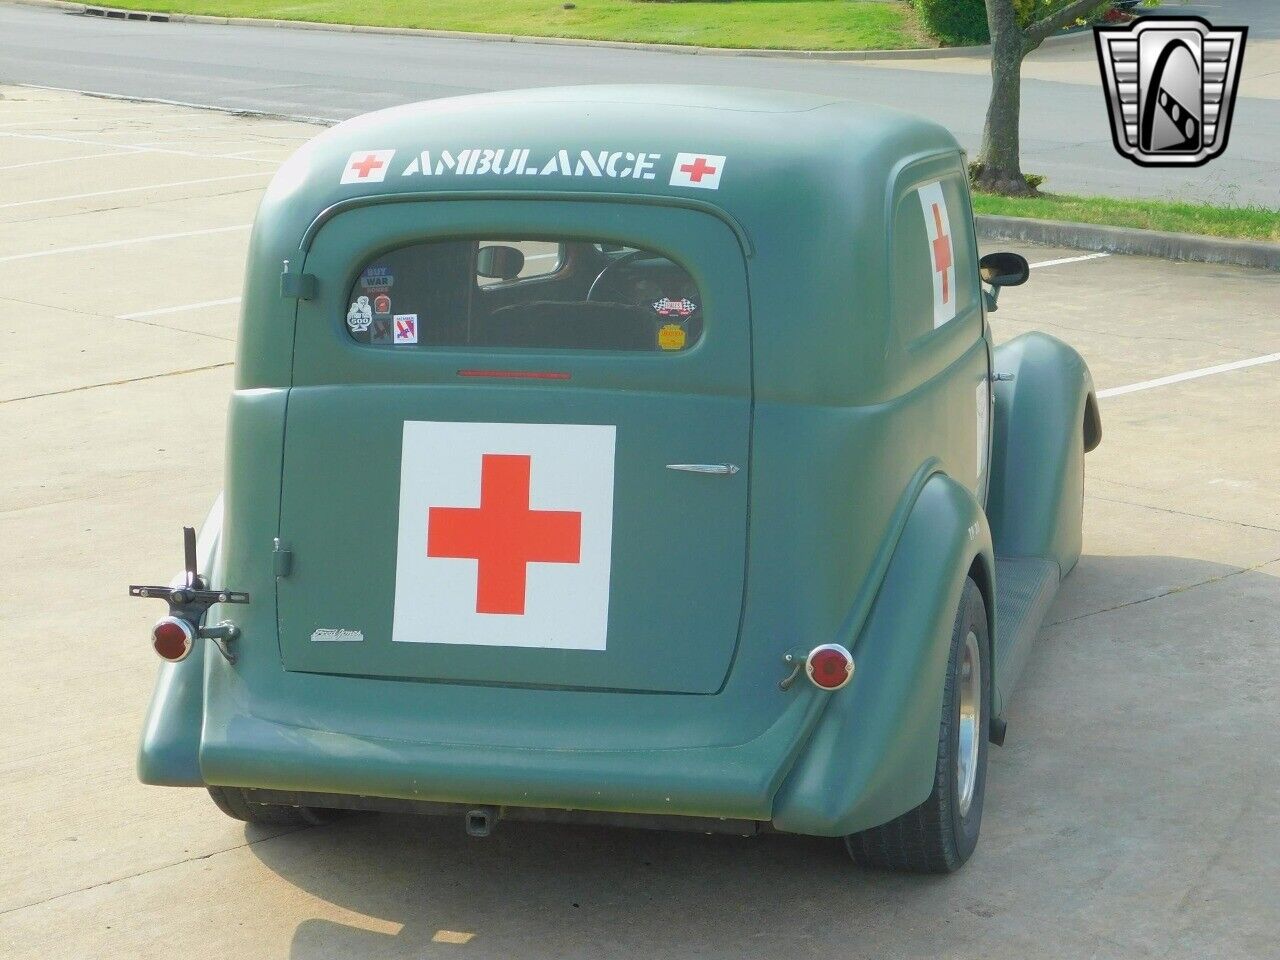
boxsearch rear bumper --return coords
[197,693,824,823]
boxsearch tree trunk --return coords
[976,0,1033,195]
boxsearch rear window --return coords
[346,237,703,353]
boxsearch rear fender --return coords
[770,471,993,837]
[137,496,223,787]
[987,332,1099,575]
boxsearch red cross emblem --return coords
[670,152,726,190]
[340,149,395,184]
[931,202,953,304]
[680,156,717,182]
[427,454,583,615]
[350,154,385,179]
[931,203,952,304]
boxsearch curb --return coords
[975,215,1280,272]
[4,0,1093,61]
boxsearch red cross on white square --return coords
[393,422,616,650]
[918,181,957,328]
[428,454,583,615]
[340,149,396,185]
[670,152,726,190]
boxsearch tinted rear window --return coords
[346,238,703,353]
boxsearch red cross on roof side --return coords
[350,153,386,178]
[680,156,718,182]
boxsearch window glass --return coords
[476,240,563,287]
[891,176,978,343]
[346,237,703,352]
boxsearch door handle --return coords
[666,463,740,476]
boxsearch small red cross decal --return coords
[349,153,387,179]
[427,454,582,615]
[680,156,718,182]
[395,317,414,339]
[931,203,953,304]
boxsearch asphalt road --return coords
[0,3,1278,205]
[3,85,1280,960]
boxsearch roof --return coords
[238,87,965,396]
[262,85,960,234]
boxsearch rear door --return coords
[275,199,753,694]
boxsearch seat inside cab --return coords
[344,238,705,354]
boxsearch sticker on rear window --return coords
[657,324,687,351]
[346,296,373,333]
[393,314,418,344]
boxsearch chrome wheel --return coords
[956,629,982,818]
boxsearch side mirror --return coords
[476,245,525,281]
[979,251,1030,287]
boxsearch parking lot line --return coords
[0,173,274,211]
[0,150,142,173]
[118,297,242,320]
[0,224,251,263]
[0,131,280,164]
[1097,352,1280,398]
[1029,253,1111,269]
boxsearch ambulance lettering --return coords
[392,422,616,650]
[395,147,672,181]
[918,180,956,328]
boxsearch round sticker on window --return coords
[657,324,687,351]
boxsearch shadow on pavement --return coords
[240,553,1279,960]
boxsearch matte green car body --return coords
[138,87,1099,838]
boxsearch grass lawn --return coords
[973,192,1280,243]
[103,0,929,49]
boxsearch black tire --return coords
[845,577,990,873]
[207,786,330,826]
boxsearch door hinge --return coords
[273,538,293,578]
[280,259,317,300]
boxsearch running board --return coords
[992,557,1061,725]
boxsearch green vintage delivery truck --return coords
[133,86,1101,873]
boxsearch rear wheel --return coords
[845,577,990,873]
[207,786,331,826]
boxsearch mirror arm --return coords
[983,284,1000,312]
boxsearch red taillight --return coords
[152,617,195,662]
[806,644,854,691]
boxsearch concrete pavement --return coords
[1,87,1278,960]
[0,2,1278,205]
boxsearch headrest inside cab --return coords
[476,245,526,281]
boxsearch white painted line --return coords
[1097,353,1280,398]
[0,151,129,173]
[0,173,273,210]
[0,225,252,264]
[118,297,242,320]
[0,131,280,165]
[1029,253,1111,269]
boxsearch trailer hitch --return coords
[130,526,249,664]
